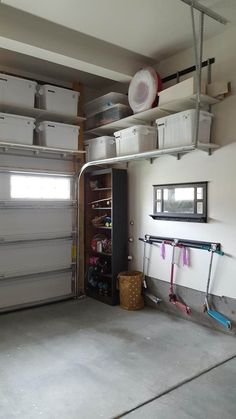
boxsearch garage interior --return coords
[0,1,236,418]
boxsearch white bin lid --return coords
[0,112,35,123]
[0,73,37,86]
[85,92,128,108]
[85,136,115,145]
[114,125,156,138]
[38,84,80,97]
[37,120,80,131]
[156,109,213,125]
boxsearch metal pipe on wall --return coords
[73,170,80,297]
[191,7,205,148]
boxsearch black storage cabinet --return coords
[84,168,128,305]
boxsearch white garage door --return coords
[0,171,76,311]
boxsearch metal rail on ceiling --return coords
[180,0,228,24]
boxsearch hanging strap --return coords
[160,241,166,260]
[182,247,190,267]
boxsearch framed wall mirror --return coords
[151,182,207,222]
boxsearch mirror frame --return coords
[150,182,208,223]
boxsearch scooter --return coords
[204,247,231,329]
[169,241,191,315]
[142,239,162,304]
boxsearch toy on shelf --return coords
[90,197,112,209]
[90,179,100,190]
[91,214,112,228]
[104,217,112,227]
[86,255,111,296]
[91,234,112,254]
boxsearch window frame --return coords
[150,181,208,223]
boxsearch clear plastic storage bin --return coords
[114,125,157,156]
[85,92,129,117]
[0,73,37,108]
[157,109,213,149]
[84,136,116,162]
[37,85,80,116]
[0,112,35,145]
[85,104,132,131]
[36,121,79,150]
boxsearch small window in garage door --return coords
[10,174,71,200]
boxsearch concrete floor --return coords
[0,299,235,419]
[125,358,236,419]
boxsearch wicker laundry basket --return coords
[118,271,144,310]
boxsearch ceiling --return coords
[0,48,116,88]
[1,0,235,60]
[0,0,235,88]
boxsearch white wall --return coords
[128,26,236,299]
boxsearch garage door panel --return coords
[0,208,73,237]
[0,171,75,310]
[0,240,72,276]
[0,155,73,175]
[0,273,72,309]
[0,173,10,199]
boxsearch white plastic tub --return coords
[157,109,213,149]
[36,121,79,150]
[85,92,129,117]
[84,136,116,162]
[37,85,80,116]
[0,112,35,145]
[0,73,37,108]
[114,125,157,157]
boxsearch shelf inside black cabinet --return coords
[84,168,128,306]
[92,187,112,192]
[86,249,112,257]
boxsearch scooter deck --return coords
[169,293,191,315]
[208,308,231,329]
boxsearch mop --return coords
[204,249,231,329]
[169,241,191,315]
